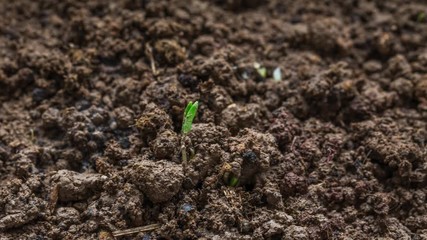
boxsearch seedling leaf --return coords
[182,101,199,134]
[258,67,267,78]
[184,101,193,117]
[229,176,239,187]
[253,62,267,78]
[418,12,426,22]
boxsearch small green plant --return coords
[417,12,426,23]
[228,176,239,187]
[254,62,267,78]
[182,101,199,134]
[221,163,239,187]
[181,101,199,165]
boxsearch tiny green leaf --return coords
[229,176,239,187]
[418,12,426,23]
[184,101,193,117]
[253,62,267,78]
[258,67,267,78]
[182,101,199,134]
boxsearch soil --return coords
[1,0,427,239]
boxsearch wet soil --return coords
[1,0,427,239]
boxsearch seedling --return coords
[181,101,199,165]
[254,62,267,78]
[418,12,426,23]
[221,163,239,187]
[182,101,199,134]
[228,176,239,187]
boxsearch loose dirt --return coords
[1,0,427,239]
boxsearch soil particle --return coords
[281,172,308,197]
[415,78,427,103]
[390,78,414,100]
[104,140,131,162]
[363,129,424,182]
[200,84,233,113]
[141,78,187,119]
[256,219,284,238]
[382,217,412,239]
[135,103,173,141]
[385,54,413,79]
[2,0,427,238]
[189,36,216,57]
[268,107,301,151]
[113,77,150,108]
[154,39,186,65]
[363,60,383,74]
[189,123,231,148]
[177,73,200,91]
[147,19,189,39]
[150,129,180,161]
[128,159,184,203]
[50,170,107,202]
[263,183,284,208]
[220,103,265,134]
[0,67,34,97]
[83,182,144,229]
[308,18,351,54]
[184,123,229,186]
[213,0,263,11]
[113,106,135,129]
[54,207,80,230]
[183,50,249,97]
[250,210,294,239]
[0,178,45,230]
[41,107,61,129]
[229,128,282,186]
[283,225,309,240]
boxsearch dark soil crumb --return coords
[1,0,427,239]
[128,159,184,204]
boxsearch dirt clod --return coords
[1,0,427,238]
[129,160,184,203]
[50,170,107,202]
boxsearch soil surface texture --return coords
[1,0,427,239]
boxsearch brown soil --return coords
[1,0,427,239]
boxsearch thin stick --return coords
[145,43,158,76]
[112,224,160,237]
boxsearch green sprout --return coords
[417,12,426,23]
[181,101,199,165]
[228,176,239,187]
[254,62,267,78]
[182,101,199,134]
[221,163,239,187]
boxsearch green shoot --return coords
[228,176,239,187]
[181,101,199,165]
[418,12,426,23]
[258,67,267,78]
[254,62,267,78]
[182,101,199,134]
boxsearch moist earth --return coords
[1,0,427,239]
